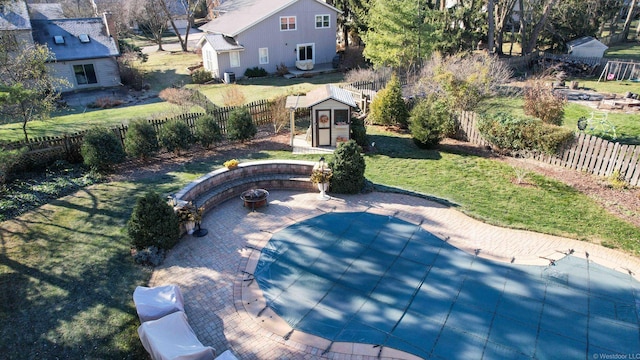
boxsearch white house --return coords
[198,0,340,80]
[567,36,608,58]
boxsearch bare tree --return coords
[622,0,639,39]
[521,0,558,54]
[127,0,169,51]
[158,0,206,52]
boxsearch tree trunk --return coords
[159,0,188,51]
[518,0,526,55]
[622,0,638,39]
[488,0,495,53]
[523,0,559,54]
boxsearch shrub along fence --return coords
[1,99,277,168]
[455,111,640,186]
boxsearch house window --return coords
[315,15,330,29]
[73,64,97,85]
[79,34,90,43]
[54,35,65,44]
[280,16,296,31]
[259,48,269,65]
[229,51,240,68]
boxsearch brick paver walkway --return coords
[149,190,640,360]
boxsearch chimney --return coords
[103,12,119,52]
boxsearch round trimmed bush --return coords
[227,107,257,142]
[329,140,366,194]
[127,191,180,250]
[409,97,452,148]
[195,114,224,148]
[124,119,159,160]
[80,127,126,171]
[158,120,194,154]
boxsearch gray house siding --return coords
[50,57,121,92]
[208,0,337,79]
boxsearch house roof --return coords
[567,36,608,50]
[0,0,31,31]
[31,18,119,61]
[286,85,356,109]
[198,33,245,52]
[199,0,340,37]
[28,3,65,20]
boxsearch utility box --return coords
[223,72,235,84]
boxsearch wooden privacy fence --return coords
[454,111,640,186]
[2,99,276,165]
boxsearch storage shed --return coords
[286,85,356,147]
[566,36,608,58]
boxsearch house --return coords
[567,36,608,58]
[0,0,33,47]
[198,0,340,80]
[287,85,356,147]
[1,1,121,92]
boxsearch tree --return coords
[493,0,518,54]
[409,96,451,148]
[362,0,435,69]
[159,0,206,52]
[127,190,180,251]
[520,0,560,54]
[127,0,169,51]
[0,39,67,142]
[622,0,639,39]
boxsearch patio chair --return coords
[133,284,185,323]
[138,311,216,360]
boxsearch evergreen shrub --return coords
[195,114,224,148]
[80,127,126,171]
[227,108,257,142]
[127,191,180,250]
[124,119,159,160]
[158,120,193,154]
[409,97,452,148]
[329,140,366,194]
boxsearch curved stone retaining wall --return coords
[174,160,316,214]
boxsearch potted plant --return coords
[175,201,203,235]
[310,157,332,200]
[224,159,239,169]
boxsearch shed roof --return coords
[567,36,607,50]
[198,33,245,52]
[285,85,356,109]
[199,0,340,37]
[31,18,119,61]
[0,0,31,31]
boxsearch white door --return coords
[297,43,315,63]
[316,109,331,146]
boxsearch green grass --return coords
[134,51,202,92]
[606,42,640,62]
[571,79,640,95]
[0,102,179,143]
[193,72,346,105]
[2,128,640,358]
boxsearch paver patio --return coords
[148,190,640,359]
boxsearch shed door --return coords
[316,109,331,146]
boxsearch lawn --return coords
[2,126,640,358]
[192,72,346,105]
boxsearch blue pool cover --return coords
[254,212,640,359]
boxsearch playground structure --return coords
[577,111,617,139]
[598,60,640,82]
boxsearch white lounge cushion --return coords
[215,350,239,360]
[133,285,185,323]
[138,311,216,360]
[295,60,314,70]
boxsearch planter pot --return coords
[317,182,330,200]
[184,221,196,235]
